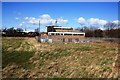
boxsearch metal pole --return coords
[39,20,41,42]
[39,20,40,33]
[55,19,57,26]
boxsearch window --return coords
[79,34,84,36]
[73,34,84,36]
[63,38,65,42]
[64,34,72,35]
[56,33,60,35]
[51,33,55,35]
[68,39,72,42]
[61,33,63,35]
[75,39,79,42]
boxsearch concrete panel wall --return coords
[48,35,85,42]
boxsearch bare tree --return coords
[104,22,117,30]
[104,22,118,37]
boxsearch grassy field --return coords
[2,37,119,78]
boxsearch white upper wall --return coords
[48,32,85,36]
[54,27,72,29]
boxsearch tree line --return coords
[76,22,120,38]
[2,27,39,37]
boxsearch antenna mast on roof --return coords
[39,20,40,33]
[55,19,57,26]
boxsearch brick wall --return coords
[56,29,73,32]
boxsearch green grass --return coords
[2,51,34,69]
[48,48,71,59]
[75,45,91,51]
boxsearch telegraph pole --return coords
[39,20,40,34]
[39,20,41,42]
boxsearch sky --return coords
[2,2,118,32]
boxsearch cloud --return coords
[99,20,108,25]
[112,20,120,28]
[88,18,107,25]
[39,14,53,25]
[77,17,108,26]
[29,17,39,24]
[77,17,86,25]
[40,14,51,19]
[24,14,68,25]
[25,17,29,20]
[19,23,23,26]
[24,17,39,25]
[15,17,19,20]
[57,18,68,24]
[19,22,25,27]
[112,20,119,24]
[22,22,25,24]
[24,15,52,25]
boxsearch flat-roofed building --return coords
[44,25,85,42]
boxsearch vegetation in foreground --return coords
[2,37,118,78]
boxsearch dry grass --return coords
[2,37,119,78]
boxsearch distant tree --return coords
[83,26,94,37]
[16,28,23,32]
[94,29,103,37]
[82,26,89,32]
[104,22,117,30]
[117,28,120,38]
[6,27,14,36]
[104,22,117,37]
[76,26,95,37]
[35,28,39,33]
[76,27,83,32]
[2,28,7,32]
[35,28,39,36]
[76,26,90,32]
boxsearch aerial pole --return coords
[39,20,41,42]
[39,20,40,34]
[55,19,57,26]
